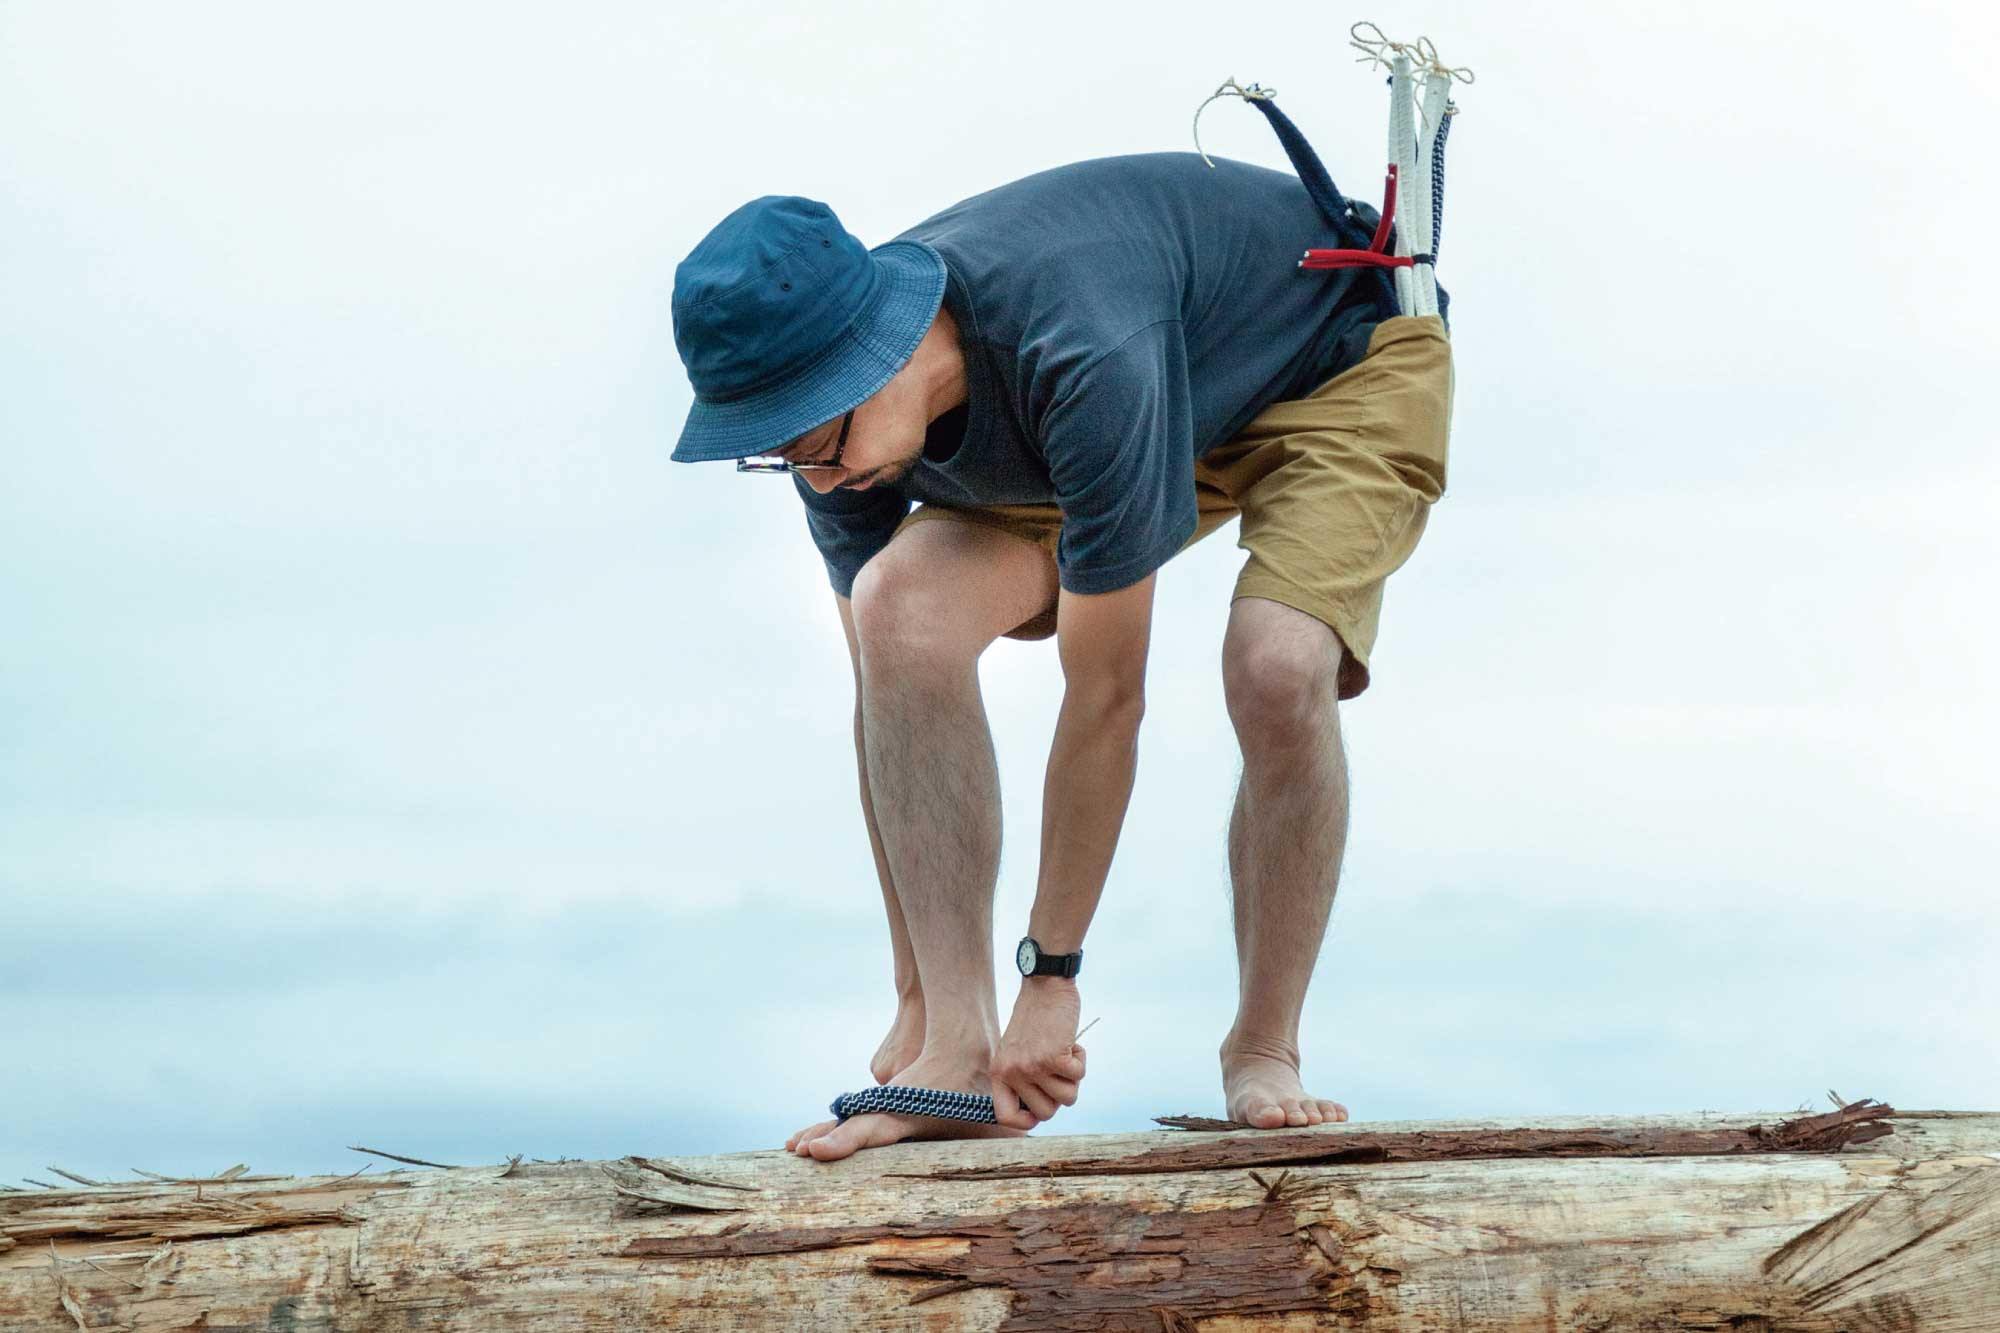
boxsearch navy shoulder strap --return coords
[1243,96,1349,232]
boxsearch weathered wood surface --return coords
[4,1103,1997,1330]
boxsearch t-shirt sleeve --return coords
[792,473,912,597]
[1038,320,1198,595]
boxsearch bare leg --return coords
[835,596,925,1086]
[856,703,928,1084]
[1219,596,1352,1128]
[788,520,1059,1161]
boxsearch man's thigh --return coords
[886,504,1065,642]
[1198,314,1454,700]
[866,504,1062,647]
[893,487,1240,643]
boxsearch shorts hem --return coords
[1228,583,1374,701]
[896,504,1058,555]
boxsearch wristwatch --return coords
[1015,936,1083,979]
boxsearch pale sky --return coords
[3,1,1996,1184]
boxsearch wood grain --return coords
[4,1104,1995,1330]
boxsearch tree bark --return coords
[4,1101,1996,1330]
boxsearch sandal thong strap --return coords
[830,1085,998,1125]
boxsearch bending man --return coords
[668,152,1454,1161]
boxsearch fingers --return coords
[992,1075,1077,1128]
[1013,1080,1060,1124]
[991,1079,1038,1131]
[1060,1046,1086,1081]
[994,1075,1068,1128]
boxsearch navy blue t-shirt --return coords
[797,151,1422,598]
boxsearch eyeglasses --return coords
[736,410,853,474]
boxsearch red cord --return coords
[1368,164,1397,253]
[1299,161,1416,271]
[1299,249,1415,270]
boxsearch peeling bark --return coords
[634,1201,1366,1329]
[908,1101,1902,1182]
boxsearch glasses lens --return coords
[737,411,852,475]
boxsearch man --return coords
[670,152,1452,1163]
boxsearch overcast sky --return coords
[3,1,1995,1186]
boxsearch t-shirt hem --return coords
[1056,518,1197,596]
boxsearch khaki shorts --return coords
[894,314,1453,699]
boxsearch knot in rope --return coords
[1192,77,1278,168]
[1349,22,1476,87]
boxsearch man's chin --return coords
[846,456,919,492]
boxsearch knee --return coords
[850,554,978,676]
[1223,635,1341,752]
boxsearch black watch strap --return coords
[1018,936,1083,978]
[1036,950,1082,978]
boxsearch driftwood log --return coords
[4,1101,1997,1330]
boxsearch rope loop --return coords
[1192,77,1278,168]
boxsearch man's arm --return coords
[990,573,1156,1127]
[1031,575,1156,949]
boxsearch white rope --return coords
[1191,77,1276,169]
[1386,53,1418,316]
[1354,22,1470,318]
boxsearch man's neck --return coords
[916,305,969,425]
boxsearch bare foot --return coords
[1220,1032,1349,1129]
[785,1048,1025,1162]
[870,997,925,1086]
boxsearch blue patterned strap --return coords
[829,1085,998,1125]
[1429,108,1453,259]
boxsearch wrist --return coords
[1020,973,1078,992]
[1015,932,1083,979]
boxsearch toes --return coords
[805,1121,867,1162]
[787,1119,835,1153]
[1317,1100,1348,1123]
[791,1120,838,1155]
[807,1113,910,1162]
[1285,1101,1310,1127]
[1247,1100,1286,1129]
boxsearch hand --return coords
[991,977,1087,1130]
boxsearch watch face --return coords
[1016,938,1037,975]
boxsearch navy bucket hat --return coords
[670,196,948,463]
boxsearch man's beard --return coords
[842,445,922,492]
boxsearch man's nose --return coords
[803,468,846,495]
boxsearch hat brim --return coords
[670,240,948,463]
